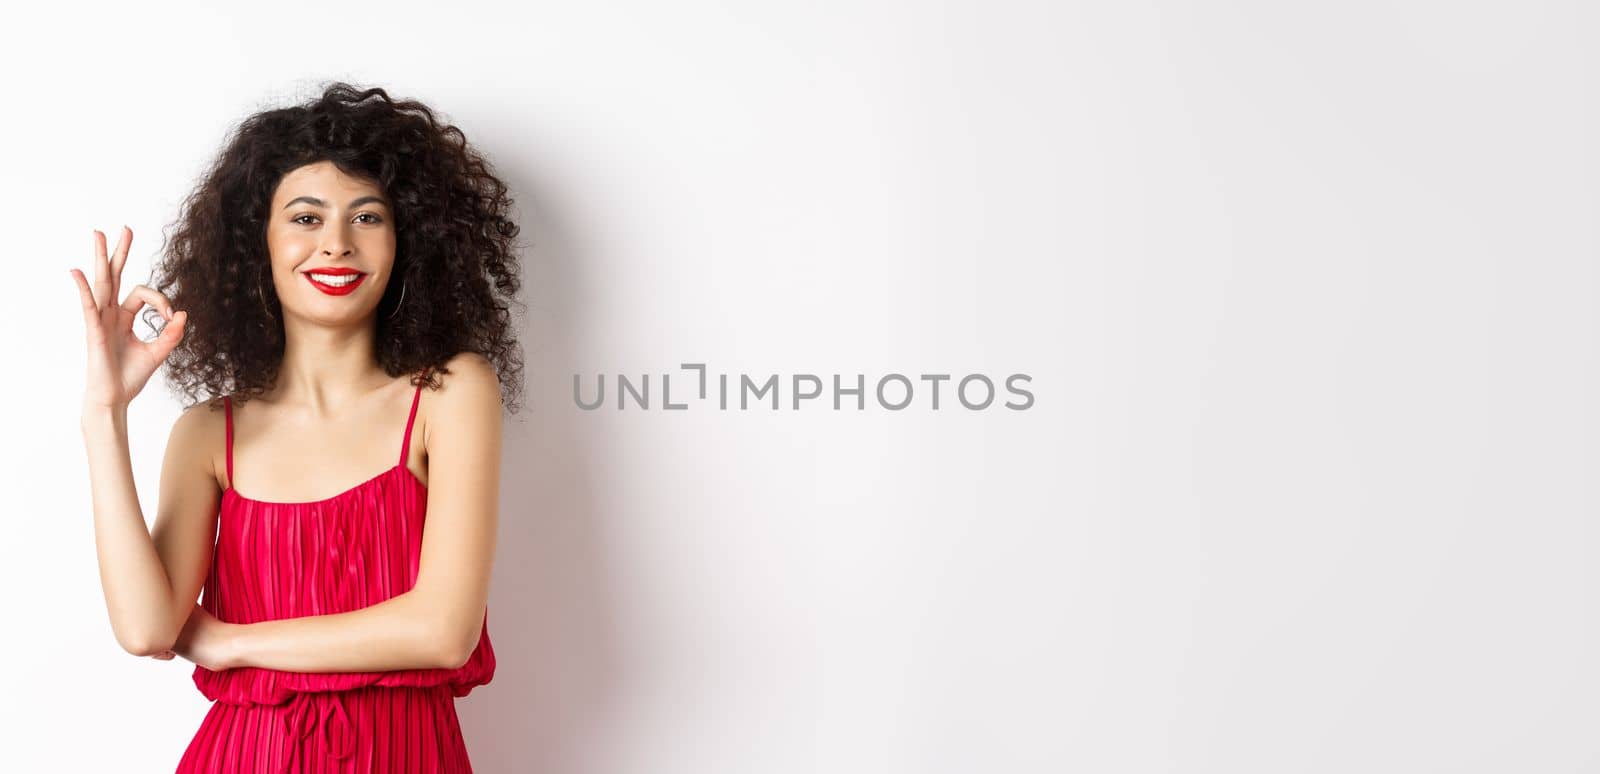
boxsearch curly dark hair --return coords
[146,81,525,413]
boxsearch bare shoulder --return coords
[166,395,229,488]
[430,352,501,398]
[421,353,504,448]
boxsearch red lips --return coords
[303,268,368,296]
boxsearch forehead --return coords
[271,161,384,202]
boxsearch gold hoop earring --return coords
[388,278,408,320]
[257,271,276,320]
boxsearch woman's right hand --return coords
[70,227,188,413]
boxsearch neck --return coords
[273,314,391,416]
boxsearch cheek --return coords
[363,228,397,250]
[361,230,398,265]
[267,228,318,263]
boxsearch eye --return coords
[291,213,320,225]
[355,212,385,224]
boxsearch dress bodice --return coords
[192,378,495,706]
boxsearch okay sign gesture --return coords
[70,227,187,412]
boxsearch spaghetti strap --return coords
[223,395,234,489]
[400,370,427,467]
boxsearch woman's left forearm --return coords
[220,590,480,672]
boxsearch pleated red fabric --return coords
[177,373,495,773]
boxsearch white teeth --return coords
[309,273,362,287]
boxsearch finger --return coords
[116,286,174,342]
[70,268,109,347]
[109,226,132,303]
[118,284,175,321]
[92,230,111,309]
[69,269,104,334]
[149,310,187,359]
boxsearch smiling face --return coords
[264,160,397,324]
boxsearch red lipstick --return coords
[303,267,367,296]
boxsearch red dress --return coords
[177,374,496,773]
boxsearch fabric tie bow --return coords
[281,691,354,772]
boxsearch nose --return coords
[320,222,354,257]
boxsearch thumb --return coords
[154,310,187,355]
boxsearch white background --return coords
[3,1,1596,771]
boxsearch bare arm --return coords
[82,403,220,656]
[214,590,477,672]
[207,352,502,672]
[72,226,210,657]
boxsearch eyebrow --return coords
[282,195,389,210]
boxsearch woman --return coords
[72,82,524,772]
